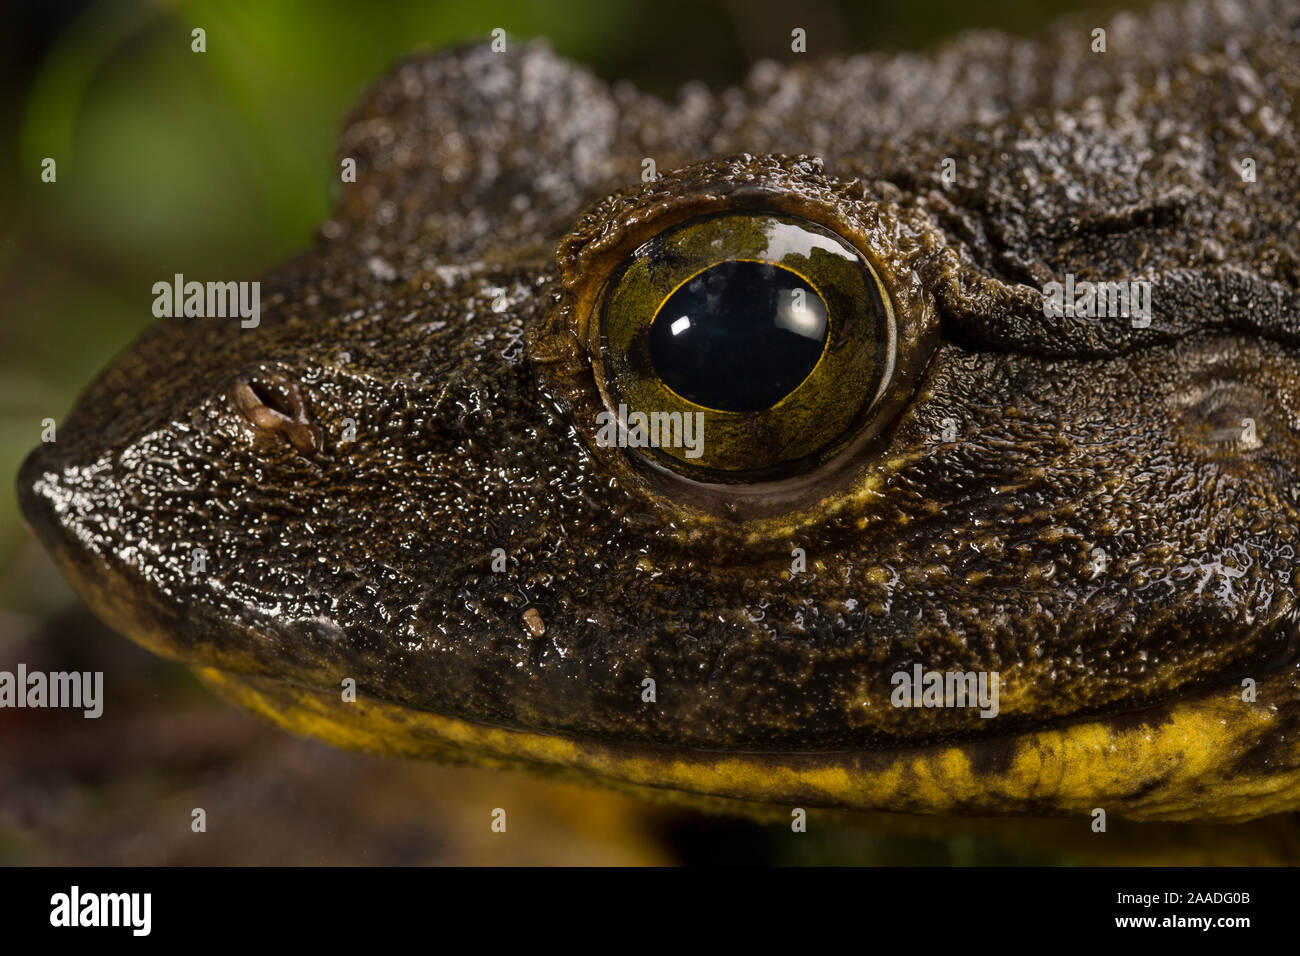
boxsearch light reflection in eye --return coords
[774,286,828,340]
[760,221,858,264]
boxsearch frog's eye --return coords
[597,212,895,482]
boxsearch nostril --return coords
[229,373,323,457]
[1170,379,1276,458]
[247,379,294,418]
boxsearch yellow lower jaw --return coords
[40,510,1300,823]
[197,664,1300,823]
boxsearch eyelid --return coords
[539,154,941,363]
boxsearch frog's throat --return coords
[197,664,1300,824]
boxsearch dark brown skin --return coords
[17,0,1300,820]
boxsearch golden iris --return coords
[599,212,895,481]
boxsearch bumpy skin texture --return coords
[17,0,1300,819]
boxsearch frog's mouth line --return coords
[22,457,1300,824]
[196,660,1300,824]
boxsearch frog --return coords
[16,0,1300,824]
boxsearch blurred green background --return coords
[24,0,1286,867]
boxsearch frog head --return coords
[17,3,1300,822]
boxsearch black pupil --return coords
[648,261,829,412]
